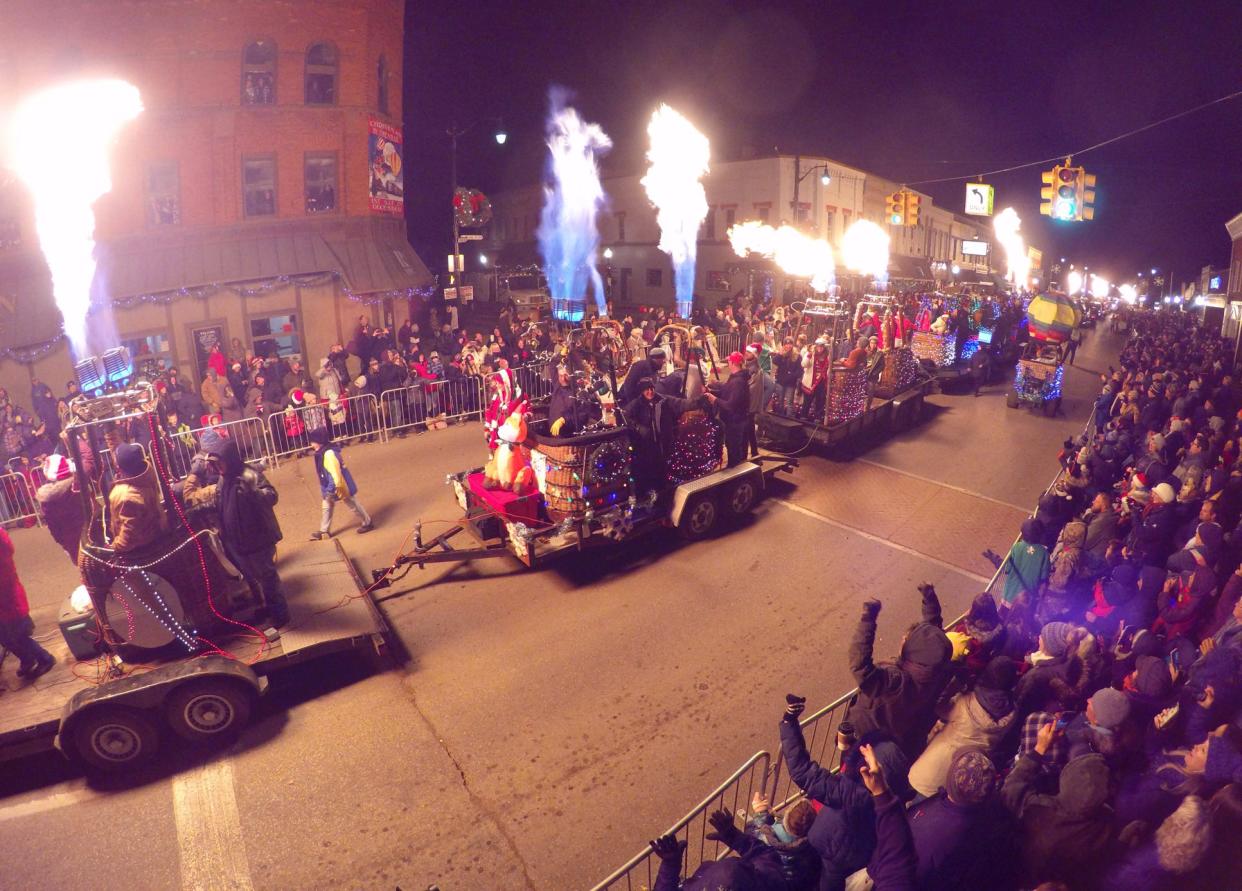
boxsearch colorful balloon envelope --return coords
[1027,292,1080,343]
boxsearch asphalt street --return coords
[0,327,1120,890]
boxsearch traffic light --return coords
[1080,169,1097,221]
[1054,166,1078,220]
[886,191,905,226]
[904,192,921,228]
[1040,166,1058,216]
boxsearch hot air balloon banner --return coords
[368,116,404,214]
[1027,292,1079,343]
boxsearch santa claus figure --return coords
[484,368,525,450]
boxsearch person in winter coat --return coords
[1015,621,1087,718]
[1155,566,1216,639]
[1101,794,1212,891]
[705,352,751,468]
[774,339,803,416]
[1001,724,1115,888]
[1085,563,1152,642]
[307,428,373,539]
[857,742,918,891]
[1185,783,1242,888]
[800,341,830,422]
[200,368,224,416]
[623,379,706,491]
[908,657,1017,798]
[1082,491,1119,566]
[35,453,84,564]
[108,443,166,552]
[844,585,953,761]
[648,833,785,891]
[1127,482,1179,566]
[1000,518,1050,608]
[743,345,765,458]
[0,526,54,679]
[184,439,289,627]
[1039,519,1088,623]
[706,798,820,891]
[781,696,910,891]
[907,749,1014,891]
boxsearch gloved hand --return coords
[917,583,936,600]
[705,809,736,842]
[784,693,806,723]
[649,834,685,862]
[862,599,882,620]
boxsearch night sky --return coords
[405,1,1242,290]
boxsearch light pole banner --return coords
[368,117,404,215]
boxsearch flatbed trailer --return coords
[0,540,386,769]
[369,454,796,581]
[758,377,934,450]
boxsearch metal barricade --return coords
[589,751,771,891]
[512,361,554,402]
[379,376,486,435]
[271,392,383,460]
[162,416,277,476]
[0,470,40,526]
[714,332,742,358]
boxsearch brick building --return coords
[0,0,431,398]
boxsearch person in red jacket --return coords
[0,527,53,679]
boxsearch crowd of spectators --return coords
[649,310,1242,890]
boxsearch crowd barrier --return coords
[591,409,1095,890]
[379,375,487,433]
[0,471,40,527]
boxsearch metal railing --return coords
[0,470,40,526]
[589,752,771,891]
[269,392,385,460]
[163,416,275,477]
[379,376,487,433]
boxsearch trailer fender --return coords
[56,655,264,752]
[670,463,764,527]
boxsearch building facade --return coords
[0,0,431,398]
[487,154,1010,311]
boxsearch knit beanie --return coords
[1134,654,1173,698]
[1153,482,1176,504]
[1089,688,1131,730]
[1040,621,1075,658]
[977,655,1018,692]
[945,749,997,806]
[967,592,1000,631]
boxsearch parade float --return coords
[1007,291,1080,415]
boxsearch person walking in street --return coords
[970,345,992,397]
[185,439,290,627]
[0,525,54,679]
[308,428,374,539]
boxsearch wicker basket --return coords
[529,423,634,521]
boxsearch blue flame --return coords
[537,91,611,322]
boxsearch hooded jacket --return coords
[845,589,952,761]
[1001,752,1114,887]
[36,476,84,562]
[108,461,166,552]
[907,691,1016,798]
[184,440,281,555]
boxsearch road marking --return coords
[172,759,254,891]
[854,458,1032,514]
[774,498,992,585]
[0,783,93,823]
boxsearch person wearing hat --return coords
[1126,481,1179,567]
[36,452,84,564]
[618,345,667,404]
[621,377,703,492]
[705,351,751,467]
[108,442,166,553]
[185,439,289,628]
[308,428,373,539]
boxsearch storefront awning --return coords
[888,254,934,282]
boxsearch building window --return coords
[646,268,663,287]
[305,42,338,105]
[377,56,389,114]
[250,312,300,360]
[242,40,276,105]
[304,153,337,214]
[724,207,736,230]
[145,161,180,226]
[616,212,626,242]
[701,207,715,241]
[242,156,276,218]
[825,206,836,235]
[122,332,175,378]
[756,205,770,223]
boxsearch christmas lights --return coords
[960,337,981,361]
[667,413,722,483]
[828,367,867,424]
[911,331,956,367]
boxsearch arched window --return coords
[377,55,389,114]
[242,40,276,105]
[305,42,338,105]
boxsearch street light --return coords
[479,254,488,266]
[447,117,507,286]
[603,247,614,259]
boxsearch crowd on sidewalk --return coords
[648,311,1242,890]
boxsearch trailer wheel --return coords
[679,494,719,540]
[726,477,759,517]
[164,678,254,743]
[72,706,161,771]
[1006,390,1019,409]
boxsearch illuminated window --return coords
[377,56,389,114]
[122,332,175,377]
[250,312,300,359]
[242,40,276,105]
[305,42,338,105]
[145,161,180,226]
[242,156,276,218]
[304,153,337,213]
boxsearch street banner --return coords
[368,117,404,215]
[964,183,994,216]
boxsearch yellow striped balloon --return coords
[1027,292,1080,343]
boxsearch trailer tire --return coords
[679,493,719,541]
[164,678,254,743]
[1006,390,1019,409]
[72,706,161,772]
[726,477,759,517]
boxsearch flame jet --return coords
[5,79,143,357]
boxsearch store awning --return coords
[888,254,933,282]
[321,219,435,293]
